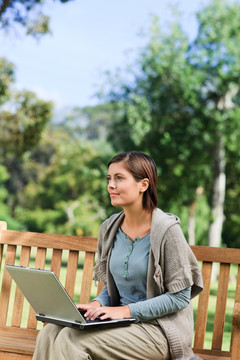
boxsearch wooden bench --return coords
[0,221,240,360]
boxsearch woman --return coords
[33,151,203,360]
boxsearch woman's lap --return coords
[33,321,170,360]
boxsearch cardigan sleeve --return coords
[162,224,203,298]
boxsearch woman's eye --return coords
[107,175,124,182]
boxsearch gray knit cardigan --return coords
[94,208,203,359]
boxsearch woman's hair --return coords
[108,151,158,212]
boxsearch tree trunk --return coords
[208,136,226,247]
[208,136,226,280]
[188,187,204,245]
[0,0,11,18]
[188,201,196,245]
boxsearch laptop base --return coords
[36,314,135,330]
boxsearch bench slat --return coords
[234,264,240,305]
[35,247,47,269]
[191,246,240,265]
[194,261,212,349]
[0,245,17,326]
[12,246,31,327]
[1,230,98,252]
[0,351,32,360]
[65,250,79,299]
[27,307,38,331]
[231,265,240,360]
[0,327,36,356]
[79,252,95,304]
[51,249,62,277]
[0,222,7,270]
[212,263,230,350]
[193,348,231,359]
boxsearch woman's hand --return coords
[77,303,131,321]
[76,300,101,314]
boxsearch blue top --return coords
[94,227,191,321]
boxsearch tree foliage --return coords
[0,57,115,237]
[58,103,116,141]
[102,0,240,247]
[1,89,53,157]
[0,0,73,38]
[0,164,21,229]
[105,15,211,208]
[1,0,240,247]
[14,127,114,236]
[189,0,240,247]
[0,0,116,236]
[0,57,15,104]
[0,57,53,217]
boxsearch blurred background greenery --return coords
[0,0,240,249]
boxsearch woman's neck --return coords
[121,207,152,241]
[124,208,151,225]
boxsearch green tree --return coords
[0,0,73,38]
[58,103,116,141]
[189,0,240,249]
[102,0,240,248]
[1,90,53,158]
[0,164,21,228]
[0,64,53,216]
[104,15,211,244]
[17,128,114,235]
[0,57,15,104]
[223,146,240,248]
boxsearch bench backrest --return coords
[191,245,240,358]
[0,221,103,331]
[0,221,240,358]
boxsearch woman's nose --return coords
[108,179,116,188]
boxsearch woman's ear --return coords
[139,178,149,193]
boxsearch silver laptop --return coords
[6,265,135,329]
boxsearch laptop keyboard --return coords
[79,310,110,323]
[86,317,103,323]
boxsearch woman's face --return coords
[107,161,147,209]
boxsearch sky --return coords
[0,0,210,112]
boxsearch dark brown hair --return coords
[108,151,158,212]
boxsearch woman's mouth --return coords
[110,192,119,197]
